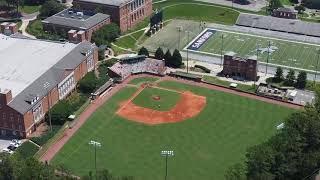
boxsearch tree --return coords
[155,47,164,60]
[164,49,172,67]
[274,66,284,83]
[225,163,246,180]
[302,0,320,9]
[296,71,307,89]
[78,72,98,94]
[138,46,149,57]
[39,0,65,18]
[91,23,120,47]
[294,5,306,14]
[50,99,72,125]
[171,49,183,68]
[243,89,320,179]
[268,0,283,11]
[284,69,295,86]
[290,0,299,4]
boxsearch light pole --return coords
[177,26,182,50]
[89,140,101,179]
[314,49,320,84]
[266,41,271,76]
[186,30,190,73]
[43,82,52,132]
[255,43,260,88]
[220,34,224,67]
[161,150,174,180]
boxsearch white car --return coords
[2,148,13,154]
[10,139,22,147]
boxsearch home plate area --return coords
[116,84,207,125]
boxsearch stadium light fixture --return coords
[89,140,102,179]
[315,49,320,84]
[161,150,174,180]
[220,34,224,67]
[43,82,52,132]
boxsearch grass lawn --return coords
[280,0,294,6]
[114,35,137,50]
[203,76,257,93]
[19,5,41,14]
[162,3,239,25]
[16,141,40,158]
[128,77,159,85]
[132,87,181,111]
[196,29,320,71]
[51,81,294,180]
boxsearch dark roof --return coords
[74,0,129,6]
[8,41,95,114]
[170,71,203,79]
[43,9,110,30]
[236,13,320,37]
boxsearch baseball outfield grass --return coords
[51,80,295,180]
[128,77,159,85]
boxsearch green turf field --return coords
[128,77,159,85]
[194,29,320,71]
[51,80,294,180]
[132,87,180,111]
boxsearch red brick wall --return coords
[73,0,153,32]
[0,47,98,138]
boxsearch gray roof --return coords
[74,0,129,6]
[8,41,95,114]
[43,9,110,30]
[236,13,320,37]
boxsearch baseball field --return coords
[51,77,295,180]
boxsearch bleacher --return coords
[236,13,320,37]
[108,56,166,82]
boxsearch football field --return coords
[187,28,320,71]
[51,77,294,180]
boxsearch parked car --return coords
[10,139,22,147]
[2,148,13,154]
[7,145,17,151]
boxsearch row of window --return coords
[130,0,145,11]
[87,54,94,71]
[131,8,145,22]
[58,75,76,99]
[33,103,44,123]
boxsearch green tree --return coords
[164,49,172,67]
[269,0,283,11]
[155,47,164,60]
[294,5,306,14]
[39,0,65,18]
[225,163,246,180]
[171,49,183,68]
[274,66,284,83]
[50,99,72,125]
[78,71,98,94]
[284,69,295,86]
[296,71,307,89]
[91,23,120,46]
[244,90,320,179]
[138,46,149,57]
[302,0,320,9]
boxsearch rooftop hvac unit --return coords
[68,10,73,14]
[71,15,74,18]
[60,13,64,16]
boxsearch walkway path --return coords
[19,12,38,39]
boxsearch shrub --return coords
[78,72,98,95]
[194,65,211,73]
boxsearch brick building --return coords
[222,52,258,81]
[272,8,298,19]
[0,34,98,138]
[0,22,18,35]
[43,8,111,42]
[72,0,153,32]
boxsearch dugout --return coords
[91,79,114,99]
[119,55,146,64]
[169,71,203,82]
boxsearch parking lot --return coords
[0,139,14,150]
[292,90,315,106]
